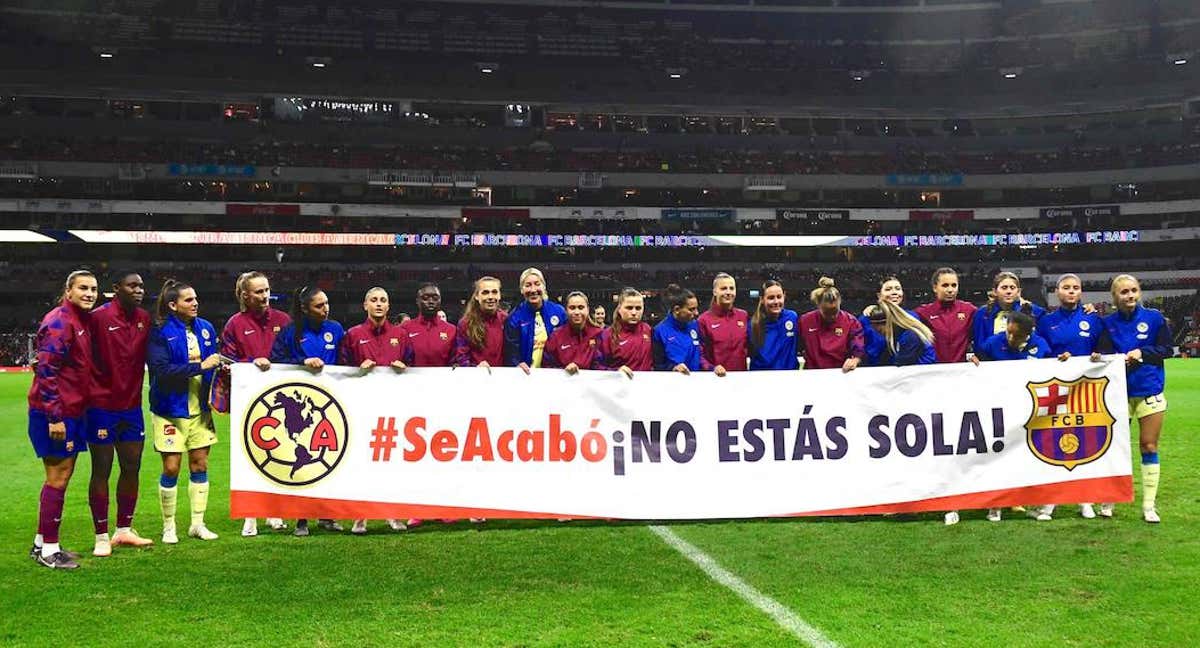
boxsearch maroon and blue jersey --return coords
[798,310,865,370]
[339,319,408,366]
[28,299,93,422]
[454,311,508,367]
[914,299,977,363]
[400,316,457,367]
[543,323,602,370]
[698,306,749,371]
[221,307,291,362]
[88,300,150,411]
[593,322,653,372]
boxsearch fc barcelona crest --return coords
[1025,377,1115,471]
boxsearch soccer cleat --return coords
[986,508,1002,522]
[469,518,485,524]
[36,551,80,570]
[1143,508,1161,524]
[1010,505,1026,513]
[1030,505,1053,522]
[1098,503,1115,518]
[162,522,178,545]
[93,534,112,557]
[112,529,153,547]
[387,519,407,532]
[266,517,287,530]
[294,520,310,537]
[943,511,960,526]
[241,518,258,537]
[317,519,344,532]
[32,545,80,561]
[1080,504,1097,519]
[351,520,368,535]
[406,518,424,529]
[188,525,219,541]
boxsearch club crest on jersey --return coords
[389,337,399,346]
[834,327,844,337]
[323,332,334,343]
[785,320,794,331]
[550,315,560,326]
[1079,320,1090,331]
[690,329,699,339]
[737,320,745,327]
[1136,322,1149,333]
[137,322,145,330]
[243,382,348,487]
[439,332,449,340]
[201,329,211,340]
[956,312,966,320]
[1025,377,1115,471]
[97,429,109,441]
[273,326,281,333]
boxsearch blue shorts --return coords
[86,407,146,445]
[28,409,88,459]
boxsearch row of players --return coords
[25,266,1171,569]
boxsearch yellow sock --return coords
[188,480,209,527]
[1141,463,1160,510]
[159,485,177,527]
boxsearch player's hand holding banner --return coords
[229,358,1133,520]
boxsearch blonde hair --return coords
[873,300,934,350]
[63,269,95,295]
[988,271,1022,309]
[234,271,267,312]
[809,277,839,306]
[710,272,736,309]
[519,267,547,300]
[1110,274,1139,297]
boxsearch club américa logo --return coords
[243,382,349,486]
[1025,376,1115,471]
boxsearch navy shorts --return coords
[86,407,146,445]
[28,409,88,459]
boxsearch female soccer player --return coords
[86,270,154,557]
[915,267,977,363]
[1036,273,1106,521]
[593,288,653,377]
[543,292,602,374]
[971,271,1046,354]
[1095,274,1172,523]
[797,277,863,372]
[864,301,936,367]
[860,276,916,366]
[699,272,749,373]
[653,284,716,375]
[270,286,346,536]
[400,283,457,367]
[454,276,507,369]
[970,308,1048,523]
[592,304,607,325]
[747,280,799,371]
[505,267,566,373]
[340,287,407,535]
[147,280,222,544]
[223,271,291,537]
[28,270,98,569]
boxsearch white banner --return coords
[229,358,1134,520]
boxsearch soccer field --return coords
[2,362,1198,647]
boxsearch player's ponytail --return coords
[809,277,839,306]
[290,285,320,346]
[155,279,192,325]
[664,283,694,317]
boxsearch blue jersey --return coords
[748,309,800,371]
[971,302,1046,352]
[978,331,1050,361]
[503,299,567,367]
[1098,305,1171,397]
[860,309,919,367]
[890,330,938,367]
[652,315,708,371]
[1037,305,1103,357]
[270,318,345,365]
[147,315,219,418]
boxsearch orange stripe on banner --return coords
[231,475,1133,520]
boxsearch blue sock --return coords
[159,474,178,488]
[1141,451,1159,465]
[189,471,208,484]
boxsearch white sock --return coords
[95,532,109,541]
[116,526,131,535]
[42,542,60,558]
[34,533,43,547]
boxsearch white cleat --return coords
[943,511,960,526]
[188,524,219,541]
[111,528,153,547]
[1031,505,1053,521]
[1080,504,1096,519]
[1098,503,1115,518]
[162,522,179,545]
[93,533,112,557]
[1143,508,1161,524]
[986,508,1002,522]
[386,519,407,532]
[351,520,368,535]
[241,518,258,537]
[266,517,287,530]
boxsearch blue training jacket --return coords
[1037,305,1104,357]
[270,318,345,365]
[748,309,800,370]
[147,314,218,418]
[971,302,1046,353]
[859,309,920,367]
[652,315,707,371]
[503,299,567,366]
[977,331,1050,361]
[889,330,938,366]
[1098,305,1171,397]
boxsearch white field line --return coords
[648,525,840,648]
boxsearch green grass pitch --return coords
[2,361,1198,646]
